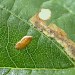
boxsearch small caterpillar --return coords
[30,13,75,60]
[15,36,32,50]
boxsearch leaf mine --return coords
[30,13,75,60]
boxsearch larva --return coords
[30,12,75,60]
[15,36,32,50]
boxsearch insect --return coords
[15,36,32,50]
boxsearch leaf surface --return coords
[0,0,75,74]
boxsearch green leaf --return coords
[0,0,75,74]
